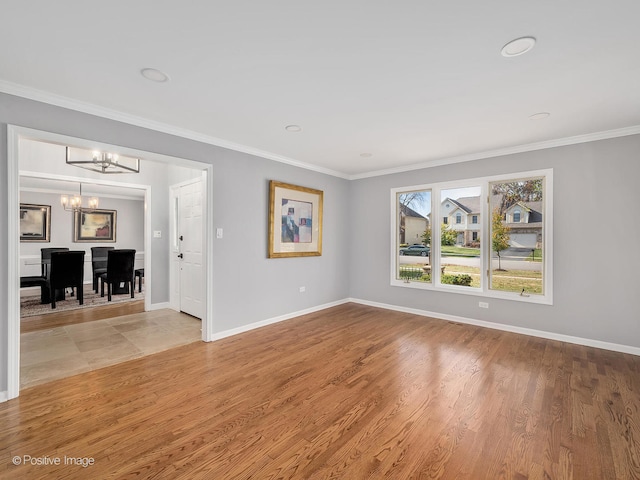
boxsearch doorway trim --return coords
[5,125,215,400]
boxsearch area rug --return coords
[20,285,144,317]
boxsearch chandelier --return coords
[66,147,140,174]
[60,183,99,213]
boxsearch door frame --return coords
[5,125,215,400]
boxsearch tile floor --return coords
[20,309,202,389]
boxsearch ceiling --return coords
[2,1,639,178]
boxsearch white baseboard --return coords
[0,391,7,403]
[209,299,351,342]
[349,298,640,356]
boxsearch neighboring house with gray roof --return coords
[441,196,481,246]
[442,196,542,248]
[503,201,543,248]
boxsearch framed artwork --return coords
[20,204,51,242]
[74,209,117,242]
[269,180,323,258]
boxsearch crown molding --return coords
[348,125,640,180]
[0,80,350,180]
[2,80,639,182]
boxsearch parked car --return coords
[399,244,430,256]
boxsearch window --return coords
[513,210,521,223]
[490,177,545,297]
[441,186,481,289]
[396,190,432,283]
[391,169,552,304]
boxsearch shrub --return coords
[441,274,472,286]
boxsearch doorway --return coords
[170,179,204,319]
[5,125,215,400]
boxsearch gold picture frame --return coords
[269,181,323,258]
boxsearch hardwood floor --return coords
[2,303,639,479]
[21,299,145,333]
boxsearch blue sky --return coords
[408,186,481,217]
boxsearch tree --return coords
[421,227,431,246]
[492,208,511,271]
[492,179,543,214]
[441,223,457,246]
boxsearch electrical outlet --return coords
[479,302,489,308]
[299,286,306,293]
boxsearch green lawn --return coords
[526,249,543,262]
[442,264,542,293]
[440,246,480,257]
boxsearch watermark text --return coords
[12,455,95,468]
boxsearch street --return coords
[398,249,541,272]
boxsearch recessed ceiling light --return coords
[140,68,169,83]
[529,112,550,120]
[359,153,373,158]
[501,37,536,57]
[285,125,302,132]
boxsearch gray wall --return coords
[0,92,351,394]
[349,134,640,349]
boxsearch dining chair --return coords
[91,246,115,292]
[41,247,70,277]
[47,251,85,309]
[99,249,136,301]
[20,247,70,304]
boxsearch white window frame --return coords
[390,168,553,305]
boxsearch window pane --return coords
[489,178,544,295]
[397,190,431,283]
[440,187,481,288]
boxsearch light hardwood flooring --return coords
[20,307,202,389]
[2,303,639,479]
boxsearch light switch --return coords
[216,228,223,239]
[153,230,162,238]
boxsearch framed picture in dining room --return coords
[268,180,323,258]
[74,209,117,242]
[19,203,51,242]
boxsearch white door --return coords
[176,180,204,319]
